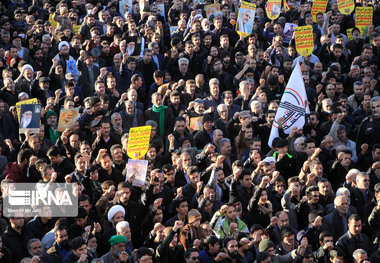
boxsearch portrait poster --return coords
[119,0,133,17]
[126,159,148,187]
[157,4,166,22]
[19,104,41,134]
[205,4,221,18]
[355,7,373,33]
[169,26,178,37]
[190,117,203,132]
[58,108,80,132]
[16,98,38,122]
[294,25,314,56]
[66,60,79,77]
[283,22,298,43]
[310,0,328,23]
[266,0,282,20]
[127,125,152,159]
[337,0,355,15]
[236,1,257,37]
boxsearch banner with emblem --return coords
[337,0,355,15]
[355,7,373,33]
[311,0,328,22]
[127,125,152,159]
[268,62,309,147]
[266,0,282,20]
[294,25,314,56]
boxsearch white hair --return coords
[116,221,130,233]
[178,58,189,66]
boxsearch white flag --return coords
[268,62,309,148]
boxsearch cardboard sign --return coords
[205,4,221,18]
[16,98,38,122]
[58,108,79,132]
[236,1,257,37]
[49,14,57,29]
[311,0,328,23]
[346,28,353,41]
[294,25,314,56]
[355,7,373,33]
[127,125,152,159]
[337,0,355,15]
[266,0,282,20]
[125,159,148,187]
[19,104,41,134]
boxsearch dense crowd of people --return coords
[0,0,380,262]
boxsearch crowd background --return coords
[0,0,380,263]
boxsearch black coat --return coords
[321,209,349,243]
[144,107,175,139]
[1,226,28,263]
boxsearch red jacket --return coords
[5,162,27,182]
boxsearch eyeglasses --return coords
[191,257,200,260]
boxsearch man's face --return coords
[119,187,131,204]
[175,120,186,134]
[226,206,236,221]
[23,111,33,121]
[278,213,289,228]
[56,229,69,245]
[242,10,251,23]
[29,240,43,256]
[372,148,380,162]
[324,137,334,151]
[309,190,319,204]
[335,196,349,215]
[112,148,123,162]
[177,201,188,215]
[100,156,113,171]
[240,174,252,189]
[101,123,110,137]
[73,244,87,258]
[152,95,162,108]
[357,175,370,190]
[266,113,275,125]
[143,51,152,63]
[203,120,213,131]
[348,220,362,236]
[186,252,200,263]
[371,100,380,115]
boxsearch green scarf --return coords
[152,105,168,136]
[49,127,60,144]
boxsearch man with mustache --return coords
[45,227,71,263]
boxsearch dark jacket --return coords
[155,230,185,263]
[2,226,28,263]
[45,242,70,263]
[144,107,175,139]
[321,209,349,243]
[336,231,373,263]
[26,216,54,240]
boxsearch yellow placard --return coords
[346,28,353,41]
[205,4,221,19]
[49,14,58,29]
[16,98,38,122]
[355,7,373,33]
[73,25,81,35]
[337,0,355,15]
[127,126,152,159]
[294,25,314,56]
[236,1,257,37]
[311,0,328,22]
[266,0,282,20]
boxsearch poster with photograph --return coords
[169,26,178,37]
[266,0,282,20]
[58,108,80,132]
[126,159,148,187]
[283,23,298,43]
[190,117,203,132]
[125,36,143,58]
[157,4,166,22]
[119,0,133,17]
[16,98,38,122]
[236,1,256,37]
[19,104,41,134]
[205,4,220,18]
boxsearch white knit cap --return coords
[107,205,125,222]
[58,41,70,51]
